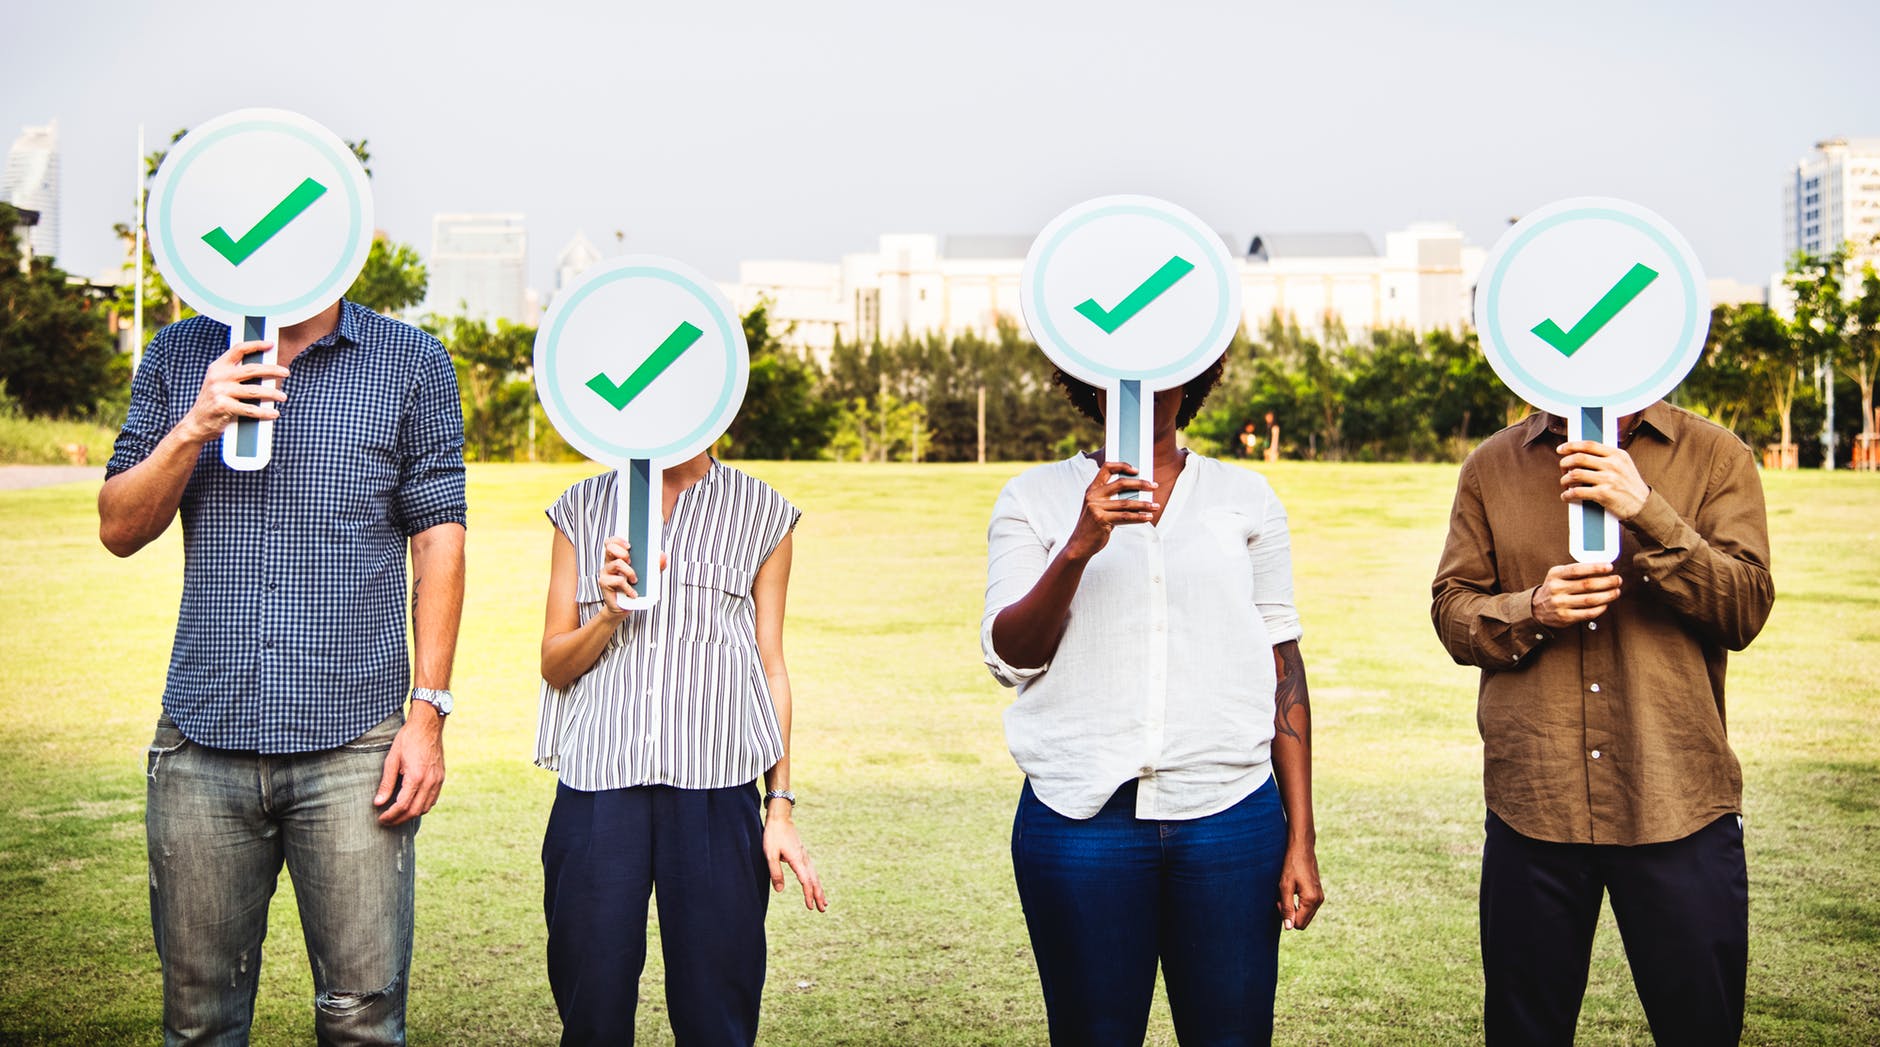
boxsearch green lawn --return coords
[1,462,1875,1045]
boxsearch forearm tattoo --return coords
[1274,640,1311,744]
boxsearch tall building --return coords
[425,213,528,323]
[1,121,60,262]
[1781,137,1880,266]
[553,231,603,299]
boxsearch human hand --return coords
[1557,440,1650,521]
[375,704,445,826]
[1276,842,1324,931]
[180,339,290,443]
[763,809,828,912]
[597,538,667,615]
[1064,460,1158,562]
[1531,562,1622,628]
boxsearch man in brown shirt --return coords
[1432,399,1773,1045]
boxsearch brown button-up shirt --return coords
[1431,401,1774,846]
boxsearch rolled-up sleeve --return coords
[982,480,1050,687]
[104,331,173,479]
[1249,483,1302,644]
[392,340,467,536]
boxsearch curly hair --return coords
[1052,355,1226,430]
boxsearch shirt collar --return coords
[300,299,367,354]
[1520,400,1679,448]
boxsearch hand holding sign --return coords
[1474,197,1708,563]
[533,256,750,610]
[146,109,373,471]
[1021,195,1241,494]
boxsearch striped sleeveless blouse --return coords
[535,460,800,791]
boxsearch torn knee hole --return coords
[315,975,399,1015]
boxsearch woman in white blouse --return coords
[983,360,1323,1046]
[536,452,827,1045]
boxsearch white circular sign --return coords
[147,109,373,325]
[1021,195,1242,387]
[1474,197,1708,416]
[533,255,749,465]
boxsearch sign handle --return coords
[221,315,277,471]
[610,458,665,611]
[1105,378,1156,498]
[1567,405,1623,564]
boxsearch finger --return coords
[768,849,786,893]
[228,362,292,382]
[221,401,282,421]
[223,339,273,363]
[380,768,421,826]
[1097,498,1160,513]
[789,852,823,910]
[1555,574,1623,594]
[1096,460,1139,478]
[659,553,669,571]
[220,383,289,403]
[1549,561,1614,579]
[603,537,631,560]
[1556,440,1612,457]
[374,747,401,807]
[1292,891,1324,930]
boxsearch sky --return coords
[5,0,1877,291]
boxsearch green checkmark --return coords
[586,321,704,410]
[1531,262,1659,357]
[200,177,329,266]
[1074,255,1196,333]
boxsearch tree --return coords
[721,301,836,459]
[1717,303,1801,452]
[1844,260,1880,438]
[347,235,428,315]
[1680,304,1762,436]
[425,314,534,461]
[0,203,120,417]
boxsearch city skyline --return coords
[4,1,1877,294]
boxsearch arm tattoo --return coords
[1273,640,1310,745]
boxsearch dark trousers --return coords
[1481,810,1747,1047]
[1012,777,1288,1047]
[542,782,769,1047]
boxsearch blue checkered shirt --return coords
[106,300,467,754]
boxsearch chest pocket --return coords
[675,559,756,645]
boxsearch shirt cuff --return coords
[1623,488,1697,554]
[1498,589,1554,666]
[981,610,1048,687]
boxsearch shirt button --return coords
[1590,683,1601,693]
[1533,632,1543,640]
[265,581,277,592]
[1591,750,1602,760]
[1587,622,1598,631]
[262,639,275,649]
[1152,575,1163,584]
[1140,765,1153,775]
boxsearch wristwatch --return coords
[411,687,454,717]
[764,789,796,807]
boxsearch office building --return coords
[1,121,60,262]
[1781,137,1880,266]
[426,213,528,323]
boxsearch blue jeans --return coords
[145,711,418,1046]
[1012,776,1287,1047]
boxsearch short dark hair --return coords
[1052,355,1226,430]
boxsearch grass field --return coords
[1,461,1876,1045]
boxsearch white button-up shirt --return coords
[982,454,1302,820]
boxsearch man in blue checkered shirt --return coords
[100,297,466,1045]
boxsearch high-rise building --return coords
[1781,137,1880,266]
[1,121,60,262]
[425,213,528,322]
[553,231,603,300]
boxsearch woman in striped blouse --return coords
[536,451,827,1045]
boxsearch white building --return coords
[425,213,528,323]
[728,223,1483,357]
[553,231,604,301]
[1,121,59,262]
[1782,137,1880,267]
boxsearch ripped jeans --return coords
[146,711,417,1046]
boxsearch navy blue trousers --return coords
[1012,777,1288,1047]
[1481,810,1748,1046]
[542,782,769,1047]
